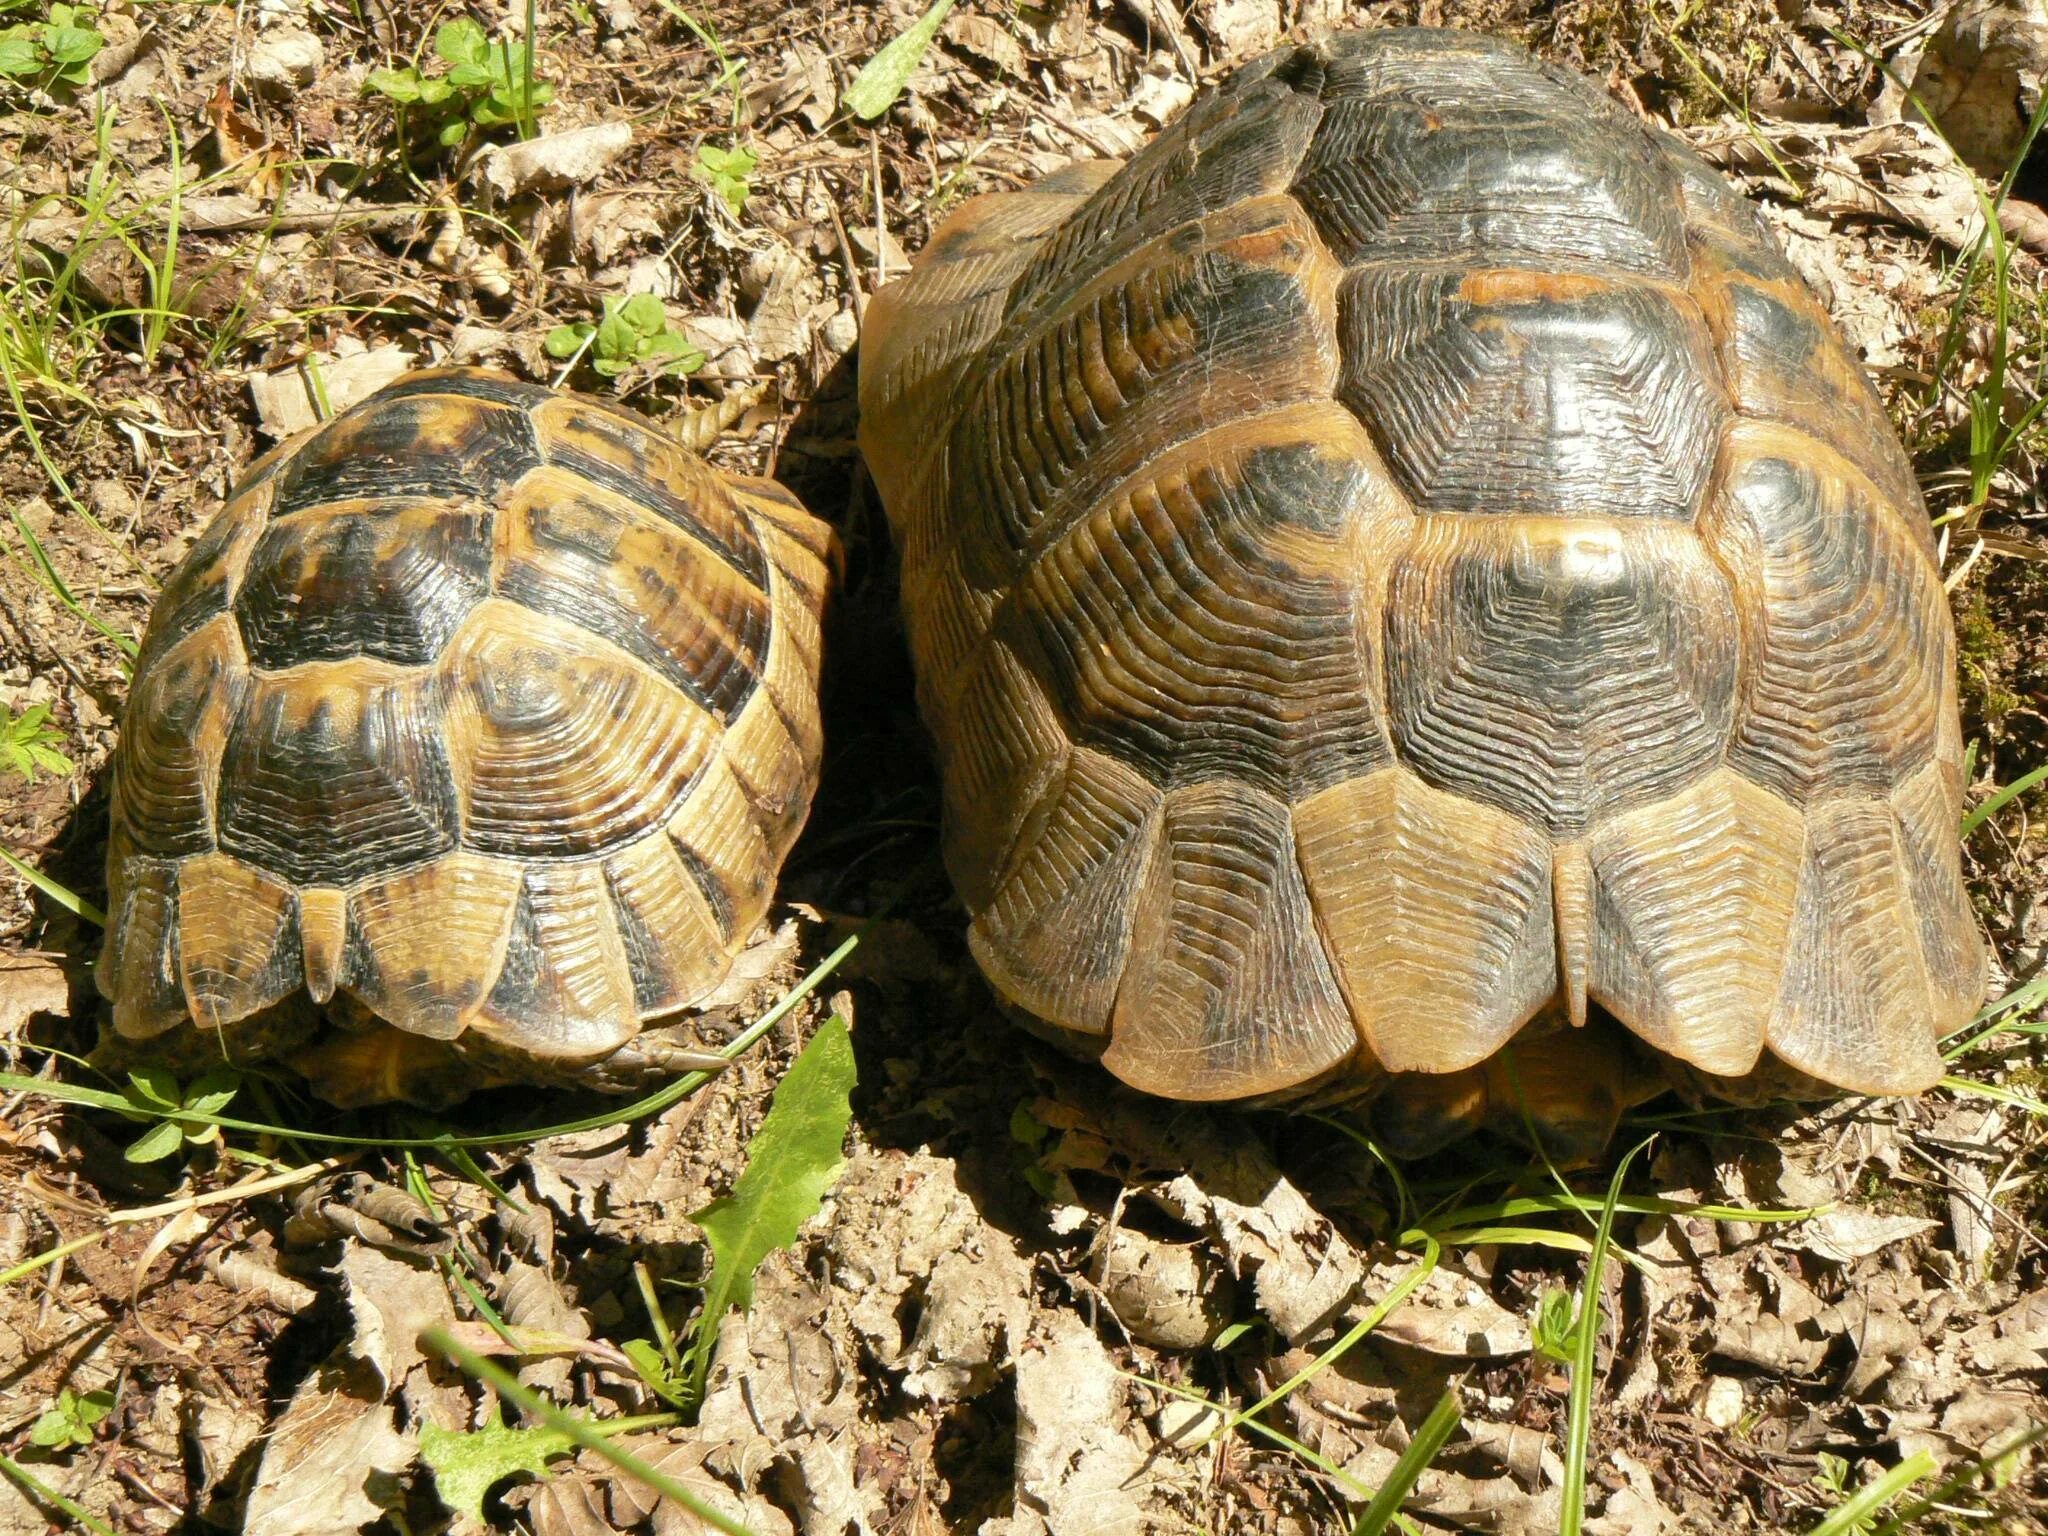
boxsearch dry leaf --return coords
[478,122,635,197]
[1785,1208,1942,1263]
[0,953,70,1040]
[248,345,415,439]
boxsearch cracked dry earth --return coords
[0,0,2045,1533]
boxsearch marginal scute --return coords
[113,613,245,859]
[476,863,640,1060]
[440,600,716,859]
[1294,767,1555,1074]
[348,852,523,1039]
[99,834,186,1040]
[665,753,775,944]
[1584,768,1801,1077]
[1105,779,1357,1099]
[969,746,1163,1035]
[931,632,1070,909]
[604,830,734,1016]
[1890,760,1989,1026]
[176,853,303,1032]
[1766,796,1944,1093]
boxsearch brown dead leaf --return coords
[248,346,416,440]
[478,122,635,198]
[947,13,1031,80]
[1784,1208,1942,1263]
[0,952,70,1040]
[205,85,291,200]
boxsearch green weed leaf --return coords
[1,704,72,783]
[697,142,756,217]
[123,1065,180,1112]
[420,1419,574,1522]
[123,1119,186,1164]
[621,1338,689,1406]
[845,0,958,120]
[434,18,490,70]
[26,1389,113,1451]
[0,30,39,78]
[685,1014,856,1400]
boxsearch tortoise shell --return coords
[98,369,833,1105]
[858,28,1986,1148]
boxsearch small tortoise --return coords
[98,369,833,1106]
[858,28,1987,1154]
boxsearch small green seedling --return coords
[0,705,70,783]
[0,5,103,96]
[27,1388,113,1452]
[545,293,704,379]
[118,1065,241,1163]
[696,142,756,218]
[1530,1284,1581,1365]
[365,18,552,149]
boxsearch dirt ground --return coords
[0,0,2044,1532]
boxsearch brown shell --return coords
[858,28,1984,1137]
[99,369,833,1102]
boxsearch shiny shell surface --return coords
[100,369,833,1100]
[857,28,1985,1116]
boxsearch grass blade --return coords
[1352,1383,1463,1536]
[1961,762,2048,835]
[1560,1138,1650,1535]
[0,843,104,925]
[1806,1451,1937,1536]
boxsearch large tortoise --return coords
[97,370,833,1106]
[858,28,1987,1154]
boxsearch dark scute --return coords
[669,835,736,944]
[961,253,1320,576]
[1008,67,1323,315]
[545,441,769,587]
[272,394,543,515]
[1336,267,1725,520]
[1384,522,1740,835]
[1015,439,1391,800]
[215,686,461,886]
[1293,35,1686,275]
[235,506,492,668]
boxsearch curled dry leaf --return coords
[478,121,635,197]
[1785,1207,1943,1264]
[1091,1225,1234,1349]
[0,951,70,1040]
[244,1248,456,1536]
[1911,0,2048,179]
[984,1313,1156,1536]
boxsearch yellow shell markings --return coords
[98,370,836,1103]
[858,28,1985,1146]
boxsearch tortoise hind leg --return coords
[1367,1007,1668,1165]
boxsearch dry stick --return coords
[0,1158,342,1288]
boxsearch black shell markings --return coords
[233,499,493,668]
